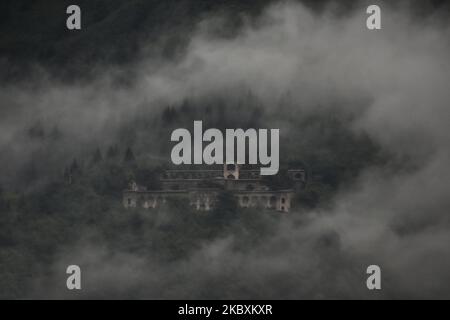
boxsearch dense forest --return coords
[1,0,447,81]
[0,91,386,298]
[1,0,449,299]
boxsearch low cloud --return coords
[1,1,450,298]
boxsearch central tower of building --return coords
[223,163,239,180]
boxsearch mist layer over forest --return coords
[0,0,449,299]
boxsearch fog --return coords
[1,1,449,299]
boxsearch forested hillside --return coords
[1,0,449,299]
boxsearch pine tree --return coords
[123,147,136,163]
[70,159,82,175]
[162,106,177,123]
[70,159,79,173]
[92,148,103,164]
[63,166,71,184]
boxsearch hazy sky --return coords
[1,1,449,299]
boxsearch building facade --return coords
[123,164,306,212]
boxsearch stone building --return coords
[123,164,306,212]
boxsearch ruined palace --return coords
[123,164,306,212]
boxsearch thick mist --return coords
[1,1,450,299]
